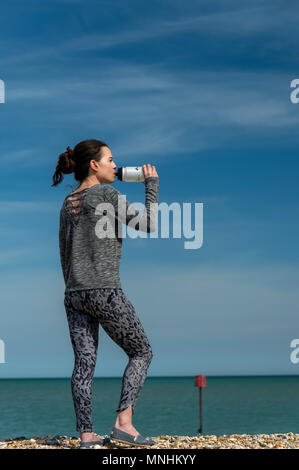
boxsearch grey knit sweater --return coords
[59,177,159,293]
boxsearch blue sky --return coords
[0,0,299,377]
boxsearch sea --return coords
[0,376,298,441]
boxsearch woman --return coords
[52,139,159,447]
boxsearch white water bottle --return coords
[115,166,145,182]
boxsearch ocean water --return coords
[0,376,298,441]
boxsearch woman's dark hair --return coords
[52,139,108,187]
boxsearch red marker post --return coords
[194,375,206,434]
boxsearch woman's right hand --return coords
[142,164,158,183]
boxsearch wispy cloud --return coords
[0,148,52,170]
[2,1,298,162]
[6,65,299,162]
[2,2,297,65]
[0,248,31,265]
[0,201,57,212]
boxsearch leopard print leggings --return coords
[64,288,153,432]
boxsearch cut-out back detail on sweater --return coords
[65,188,90,224]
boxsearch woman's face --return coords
[93,146,117,183]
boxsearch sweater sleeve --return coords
[58,209,67,283]
[103,176,159,233]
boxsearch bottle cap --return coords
[115,168,123,181]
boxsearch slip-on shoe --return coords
[110,426,155,447]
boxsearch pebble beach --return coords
[0,433,299,449]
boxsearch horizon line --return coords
[0,374,298,380]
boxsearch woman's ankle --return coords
[115,417,131,427]
[80,431,99,442]
[115,405,133,426]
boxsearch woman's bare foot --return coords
[113,405,139,437]
[114,423,139,437]
[80,431,102,443]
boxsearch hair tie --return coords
[66,146,74,158]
